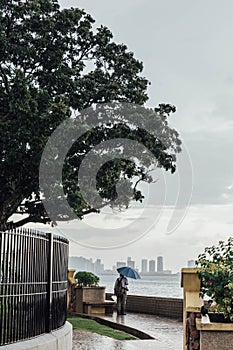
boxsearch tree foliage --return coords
[0,0,181,229]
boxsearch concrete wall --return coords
[197,320,233,350]
[106,293,183,321]
[201,331,233,350]
[78,286,106,303]
[76,286,106,313]
[1,322,72,350]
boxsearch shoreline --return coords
[98,272,180,277]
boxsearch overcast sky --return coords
[35,0,233,272]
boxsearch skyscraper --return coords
[141,259,147,273]
[127,257,135,269]
[149,260,155,273]
[157,256,163,273]
[94,258,104,274]
[116,261,126,269]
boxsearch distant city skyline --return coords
[68,255,194,274]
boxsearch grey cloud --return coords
[57,0,233,221]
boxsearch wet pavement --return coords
[72,312,183,350]
[73,330,161,350]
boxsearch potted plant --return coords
[74,271,106,313]
[74,271,100,287]
[196,237,233,322]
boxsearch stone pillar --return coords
[67,269,77,312]
[181,268,203,350]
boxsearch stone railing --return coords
[106,292,183,320]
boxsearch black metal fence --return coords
[0,228,69,346]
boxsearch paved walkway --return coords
[72,312,183,350]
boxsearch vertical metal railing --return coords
[0,228,69,346]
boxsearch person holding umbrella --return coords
[114,273,129,315]
[114,266,141,316]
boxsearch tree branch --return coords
[76,202,109,217]
[5,215,50,230]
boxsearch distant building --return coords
[116,261,126,269]
[68,256,94,272]
[149,260,155,273]
[127,257,135,269]
[188,259,195,268]
[94,258,104,274]
[157,256,163,273]
[69,256,78,269]
[141,259,148,273]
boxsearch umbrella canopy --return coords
[117,266,141,279]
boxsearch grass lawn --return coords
[67,315,137,340]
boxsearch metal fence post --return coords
[0,229,68,345]
[47,232,53,333]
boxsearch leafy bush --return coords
[74,271,100,287]
[196,238,233,321]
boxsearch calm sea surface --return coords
[99,273,183,298]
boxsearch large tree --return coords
[0,0,181,229]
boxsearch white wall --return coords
[1,322,72,350]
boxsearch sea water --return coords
[99,273,183,298]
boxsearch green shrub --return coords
[74,271,100,287]
[196,237,233,321]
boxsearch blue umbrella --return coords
[117,266,141,279]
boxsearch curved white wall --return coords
[1,322,72,350]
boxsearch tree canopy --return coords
[0,0,181,229]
